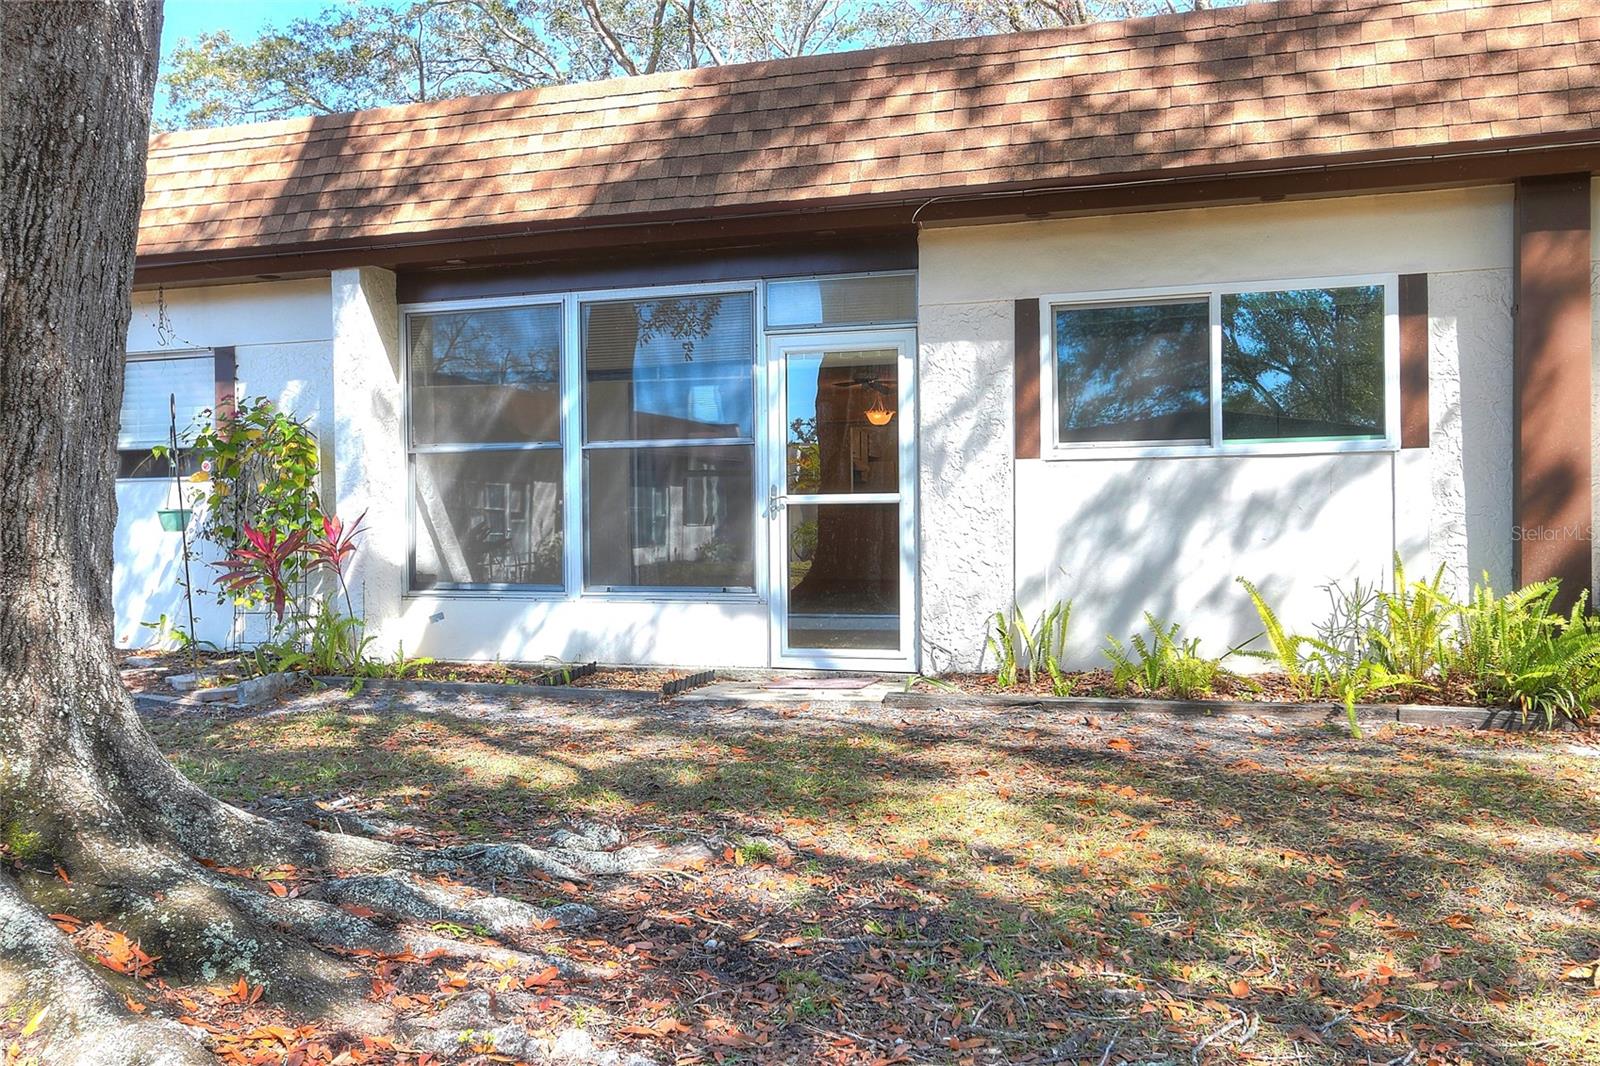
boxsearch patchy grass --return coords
[39,690,1600,1063]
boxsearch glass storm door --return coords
[767,330,916,670]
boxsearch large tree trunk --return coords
[0,0,166,892]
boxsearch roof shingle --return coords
[138,0,1600,262]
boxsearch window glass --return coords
[1222,285,1385,442]
[766,274,916,329]
[411,450,563,589]
[408,305,561,446]
[1053,300,1210,444]
[785,347,898,494]
[585,445,754,589]
[583,292,754,441]
[118,354,213,478]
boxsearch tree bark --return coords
[0,0,164,847]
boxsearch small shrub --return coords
[987,608,1019,688]
[987,600,1072,690]
[1457,579,1600,725]
[1237,577,1312,696]
[1104,614,1219,698]
[1370,556,1454,680]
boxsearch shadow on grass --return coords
[143,690,1600,1065]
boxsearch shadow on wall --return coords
[1014,451,1399,670]
[390,597,772,669]
[112,481,229,647]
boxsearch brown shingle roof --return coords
[138,0,1600,262]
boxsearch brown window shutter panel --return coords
[1398,275,1429,450]
[1014,299,1040,459]
[212,346,237,418]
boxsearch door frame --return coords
[764,328,918,671]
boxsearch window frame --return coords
[116,348,217,481]
[403,297,568,594]
[399,280,768,602]
[1039,274,1401,461]
[762,269,919,334]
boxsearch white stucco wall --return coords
[116,279,334,647]
[918,187,1518,669]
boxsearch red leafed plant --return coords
[213,523,307,622]
[304,510,367,614]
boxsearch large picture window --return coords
[1045,276,1395,457]
[404,287,761,596]
[581,292,756,591]
[407,303,564,590]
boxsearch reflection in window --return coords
[583,293,754,441]
[786,502,899,651]
[1054,300,1210,444]
[586,446,754,589]
[1222,285,1385,441]
[408,304,561,446]
[785,349,898,495]
[766,274,916,329]
[411,450,563,589]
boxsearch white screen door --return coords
[767,329,916,670]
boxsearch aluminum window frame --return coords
[399,281,769,602]
[762,269,919,334]
[116,348,217,480]
[402,297,568,595]
[575,282,763,597]
[1039,274,1401,461]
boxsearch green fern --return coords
[1236,577,1310,695]
[1371,555,1454,679]
[1104,613,1218,698]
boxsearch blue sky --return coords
[160,0,336,52]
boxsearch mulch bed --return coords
[919,668,1490,706]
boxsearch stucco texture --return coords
[915,301,1015,671]
[117,280,334,648]
[917,187,1520,670]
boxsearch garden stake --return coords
[169,393,199,678]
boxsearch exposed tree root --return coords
[309,868,597,938]
[0,873,213,1065]
[5,706,696,1063]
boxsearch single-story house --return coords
[117,0,1600,673]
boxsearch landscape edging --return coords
[881,690,1571,730]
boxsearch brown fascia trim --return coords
[1511,173,1593,606]
[132,135,1600,287]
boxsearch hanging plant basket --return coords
[157,507,193,532]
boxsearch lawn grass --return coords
[130,691,1600,1065]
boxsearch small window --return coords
[1222,285,1386,442]
[766,274,917,330]
[1053,300,1210,445]
[1045,277,1395,457]
[118,353,213,478]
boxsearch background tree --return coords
[1,4,687,1062]
[161,0,1232,128]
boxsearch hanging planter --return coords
[157,507,193,532]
